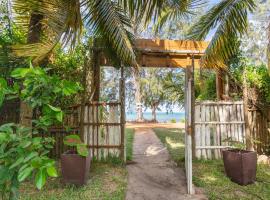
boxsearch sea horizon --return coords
[126,111,185,122]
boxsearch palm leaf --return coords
[188,0,256,68]
[12,0,83,63]
[154,0,205,32]
[82,0,137,66]
[118,0,166,26]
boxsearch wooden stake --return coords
[119,65,126,162]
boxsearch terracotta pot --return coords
[222,149,257,185]
[61,150,91,186]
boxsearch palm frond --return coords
[154,0,205,32]
[83,0,137,66]
[118,0,166,26]
[12,0,83,63]
[188,0,256,68]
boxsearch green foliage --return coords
[188,0,256,68]
[9,65,82,130]
[195,71,217,101]
[246,64,270,103]
[170,119,176,123]
[0,63,82,199]
[223,137,246,150]
[0,123,57,199]
[63,135,88,157]
[162,70,185,107]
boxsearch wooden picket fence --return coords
[43,101,125,160]
[82,102,124,160]
[195,101,246,159]
[195,101,270,159]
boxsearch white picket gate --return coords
[195,101,246,159]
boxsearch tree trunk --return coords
[216,69,224,100]
[132,68,143,122]
[151,105,157,122]
[91,41,100,102]
[20,13,44,127]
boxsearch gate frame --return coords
[92,39,208,194]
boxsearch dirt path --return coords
[126,128,207,200]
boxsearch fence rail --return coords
[195,101,245,159]
[42,102,124,160]
[195,101,270,159]
[82,102,123,160]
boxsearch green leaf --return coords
[46,166,58,177]
[24,152,38,163]
[77,144,88,157]
[0,78,7,89]
[35,168,46,190]
[0,132,7,143]
[47,104,61,112]
[20,140,32,148]
[9,157,24,169]
[0,123,15,134]
[0,165,10,183]
[56,111,63,122]
[18,166,34,182]
[11,68,30,78]
[64,134,82,146]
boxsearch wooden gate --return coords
[195,101,245,159]
[81,102,125,160]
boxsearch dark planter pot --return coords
[61,150,91,186]
[222,149,257,185]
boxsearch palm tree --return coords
[11,0,198,66]
[152,0,257,68]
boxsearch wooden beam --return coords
[99,38,209,68]
[135,39,208,53]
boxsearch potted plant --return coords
[222,138,257,185]
[61,135,91,186]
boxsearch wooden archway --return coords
[94,38,209,194]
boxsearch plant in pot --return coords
[61,135,91,186]
[222,138,257,185]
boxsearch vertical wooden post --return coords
[243,67,253,151]
[191,56,196,158]
[185,55,195,195]
[79,54,88,141]
[119,65,126,162]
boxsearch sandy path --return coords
[126,128,207,200]
[126,122,185,129]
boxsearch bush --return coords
[170,119,176,123]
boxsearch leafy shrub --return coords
[0,64,81,199]
[0,123,57,200]
[63,135,88,157]
[170,119,176,123]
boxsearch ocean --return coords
[126,112,185,122]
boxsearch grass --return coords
[125,128,135,161]
[19,162,127,200]
[19,128,135,200]
[154,128,270,200]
